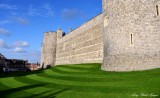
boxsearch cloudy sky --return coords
[0,0,102,63]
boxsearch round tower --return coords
[41,31,57,68]
[102,0,160,71]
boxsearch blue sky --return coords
[0,0,102,63]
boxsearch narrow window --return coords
[156,5,159,16]
[130,34,133,45]
[104,16,108,27]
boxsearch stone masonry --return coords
[41,32,57,68]
[102,0,160,71]
[41,0,160,71]
[41,14,103,68]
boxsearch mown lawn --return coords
[0,63,160,98]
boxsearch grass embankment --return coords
[0,63,160,98]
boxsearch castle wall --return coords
[102,0,160,71]
[41,32,57,68]
[55,14,104,65]
[41,0,160,71]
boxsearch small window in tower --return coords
[72,42,76,50]
[156,5,159,16]
[130,33,133,46]
[104,16,109,27]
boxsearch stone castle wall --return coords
[102,0,160,71]
[41,0,160,71]
[41,14,104,67]
[41,32,57,68]
[56,14,103,65]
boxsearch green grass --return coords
[0,63,160,98]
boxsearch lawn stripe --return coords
[0,77,27,89]
[0,64,160,98]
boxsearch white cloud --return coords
[10,12,18,16]
[0,4,17,10]
[12,41,29,47]
[11,16,29,25]
[0,20,10,25]
[0,17,29,25]
[0,39,29,54]
[28,5,40,16]
[0,39,10,49]
[1,4,54,18]
[0,39,29,50]
[0,28,10,36]
[27,4,54,17]
[61,8,84,21]
[42,3,54,17]
[14,47,27,53]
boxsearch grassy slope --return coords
[0,63,160,98]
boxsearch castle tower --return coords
[41,31,57,68]
[57,29,63,39]
[102,0,160,71]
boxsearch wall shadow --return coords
[27,88,70,98]
[0,70,43,78]
[0,83,46,97]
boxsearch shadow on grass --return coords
[0,82,10,91]
[0,70,43,78]
[1,64,160,97]
[27,88,70,98]
[12,73,130,94]
[14,76,66,89]
[0,83,46,97]
[0,82,70,98]
[36,72,123,83]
